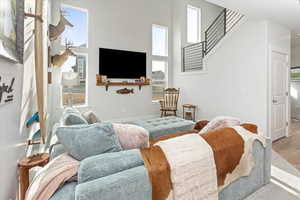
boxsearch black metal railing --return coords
[182,42,205,72]
[205,9,227,55]
[182,8,243,72]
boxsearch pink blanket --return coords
[25,154,80,200]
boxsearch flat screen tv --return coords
[99,48,147,79]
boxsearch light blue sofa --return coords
[50,139,271,200]
[49,109,271,200]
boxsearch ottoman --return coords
[132,117,195,139]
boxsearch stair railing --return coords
[182,8,243,72]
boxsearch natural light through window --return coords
[187,5,201,43]
[152,25,168,57]
[61,54,87,107]
[152,24,168,101]
[152,61,167,101]
[61,5,88,48]
[291,86,298,99]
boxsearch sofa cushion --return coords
[81,111,101,124]
[132,117,195,139]
[75,166,151,200]
[56,123,122,161]
[113,123,149,150]
[78,149,144,184]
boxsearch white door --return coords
[271,51,288,141]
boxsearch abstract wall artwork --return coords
[0,74,15,106]
[0,0,24,62]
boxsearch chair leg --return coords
[174,111,177,116]
[161,111,163,118]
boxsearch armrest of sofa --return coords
[75,166,151,200]
[78,149,144,184]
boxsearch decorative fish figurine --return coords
[116,88,134,94]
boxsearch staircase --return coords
[182,8,243,72]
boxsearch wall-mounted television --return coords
[99,48,147,79]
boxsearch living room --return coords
[1,0,300,200]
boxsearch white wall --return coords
[50,0,173,123]
[0,60,25,200]
[172,9,291,136]
[173,18,269,134]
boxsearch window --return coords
[152,25,168,57]
[187,5,201,43]
[61,5,88,48]
[152,25,168,101]
[61,5,88,107]
[61,54,87,107]
[152,60,167,101]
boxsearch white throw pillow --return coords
[113,123,150,150]
[81,111,101,124]
[199,116,241,134]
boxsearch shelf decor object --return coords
[96,74,150,91]
[182,104,196,122]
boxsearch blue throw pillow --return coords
[56,123,122,161]
[61,112,88,126]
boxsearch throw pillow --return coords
[82,110,101,124]
[25,154,79,200]
[60,112,88,126]
[113,123,149,150]
[199,116,241,134]
[56,123,122,161]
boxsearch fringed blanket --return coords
[140,124,266,200]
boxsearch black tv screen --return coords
[99,48,147,79]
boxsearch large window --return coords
[152,25,168,101]
[61,5,88,107]
[187,5,201,44]
[61,54,87,107]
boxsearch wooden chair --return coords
[159,88,180,117]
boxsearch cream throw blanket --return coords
[156,134,219,200]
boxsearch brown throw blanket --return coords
[140,124,259,200]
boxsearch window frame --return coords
[187,5,202,44]
[151,24,169,102]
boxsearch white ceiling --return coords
[206,0,300,47]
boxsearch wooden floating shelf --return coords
[96,82,150,91]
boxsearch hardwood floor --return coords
[273,120,300,171]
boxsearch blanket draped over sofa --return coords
[140,124,266,200]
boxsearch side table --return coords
[182,104,197,122]
[18,153,49,200]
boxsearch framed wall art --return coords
[0,0,24,63]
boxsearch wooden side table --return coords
[183,104,197,122]
[18,153,49,200]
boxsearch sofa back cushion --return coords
[56,123,122,161]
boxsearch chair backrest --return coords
[163,88,180,108]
